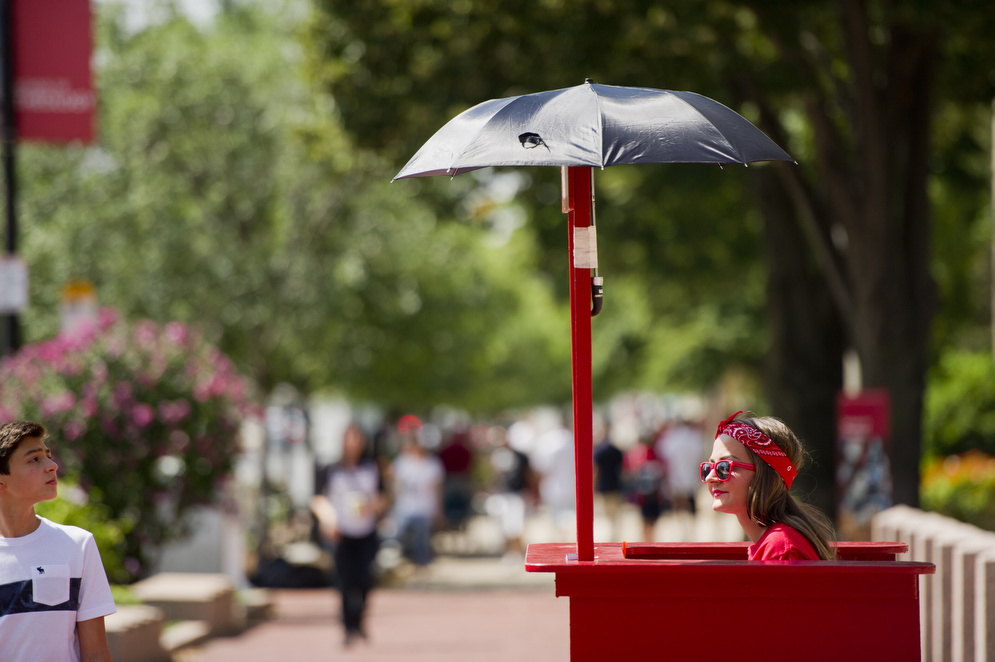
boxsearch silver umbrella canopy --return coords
[394,79,793,179]
[393,80,792,562]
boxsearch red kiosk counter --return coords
[526,541,935,662]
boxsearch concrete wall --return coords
[872,506,995,662]
[152,506,246,586]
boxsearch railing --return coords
[872,505,995,662]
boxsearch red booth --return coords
[522,168,934,662]
[390,84,936,661]
[526,540,935,661]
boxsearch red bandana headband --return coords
[715,411,796,489]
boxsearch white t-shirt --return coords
[391,452,443,520]
[0,516,117,662]
[531,426,576,510]
[324,460,382,538]
[656,424,706,494]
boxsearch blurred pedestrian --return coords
[656,416,705,540]
[484,425,533,562]
[311,423,387,647]
[592,417,624,541]
[531,414,575,538]
[0,421,117,662]
[390,420,444,571]
[438,427,474,530]
[624,435,667,541]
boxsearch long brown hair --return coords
[736,413,837,560]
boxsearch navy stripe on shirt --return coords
[0,578,81,616]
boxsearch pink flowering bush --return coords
[0,308,255,581]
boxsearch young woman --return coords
[703,411,836,560]
[311,424,388,647]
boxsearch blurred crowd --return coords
[289,400,716,645]
[319,403,711,571]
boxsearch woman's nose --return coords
[703,465,720,483]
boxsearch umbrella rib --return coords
[447,96,532,175]
[437,97,519,176]
[670,93,746,164]
[589,83,606,168]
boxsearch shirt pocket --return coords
[32,564,70,606]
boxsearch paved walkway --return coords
[175,586,569,662]
[174,501,742,660]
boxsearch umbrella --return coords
[394,79,793,561]
[393,79,791,179]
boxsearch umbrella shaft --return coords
[566,166,595,562]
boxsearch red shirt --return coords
[748,522,820,560]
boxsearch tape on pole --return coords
[573,226,598,269]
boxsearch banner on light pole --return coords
[13,0,95,144]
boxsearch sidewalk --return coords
[174,587,569,662]
[174,501,742,661]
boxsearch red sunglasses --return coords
[700,459,756,482]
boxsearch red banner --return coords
[13,0,95,144]
[836,390,892,539]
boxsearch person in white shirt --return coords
[311,423,386,647]
[655,418,707,540]
[0,421,117,662]
[390,432,443,568]
[531,419,576,538]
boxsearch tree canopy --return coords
[15,2,574,411]
[7,0,994,515]
[304,0,995,512]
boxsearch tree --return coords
[305,0,995,514]
[15,2,574,411]
[304,0,776,390]
[719,0,995,509]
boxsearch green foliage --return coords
[921,452,995,532]
[35,483,130,584]
[923,351,995,458]
[304,0,995,506]
[15,2,572,413]
[108,584,142,606]
[10,0,994,443]
[0,309,252,580]
[306,0,774,393]
[928,103,993,354]
[305,0,733,164]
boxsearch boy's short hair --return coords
[0,421,48,475]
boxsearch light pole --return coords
[0,0,20,355]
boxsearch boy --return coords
[0,421,116,661]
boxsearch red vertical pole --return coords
[565,166,594,561]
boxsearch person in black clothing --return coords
[311,424,387,647]
[593,423,625,541]
[484,425,532,561]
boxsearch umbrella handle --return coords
[591,276,604,316]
